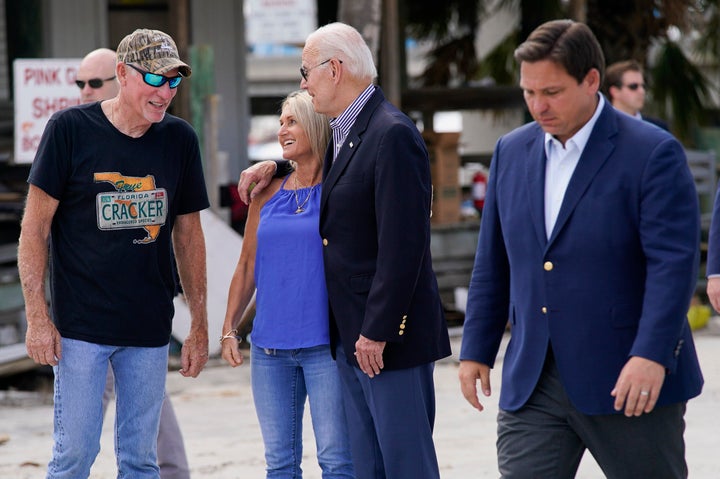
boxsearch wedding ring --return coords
[640,391,649,396]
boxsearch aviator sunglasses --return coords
[126,64,183,89]
[75,76,116,89]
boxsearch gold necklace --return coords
[292,173,317,214]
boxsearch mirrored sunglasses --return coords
[126,64,182,89]
[75,76,116,89]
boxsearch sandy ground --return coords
[1,323,719,479]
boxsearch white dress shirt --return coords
[543,94,605,238]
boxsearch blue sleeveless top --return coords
[251,175,329,348]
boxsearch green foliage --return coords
[475,30,520,85]
[404,0,719,142]
[582,0,720,142]
[405,1,483,41]
[405,0,484,86]
[693,0,720,60]
[651,41,711,140]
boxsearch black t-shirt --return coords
[28,102,209,347]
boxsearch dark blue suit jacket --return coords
[460,99,704,415]
[320,87,451,370]
[708,200,720,275]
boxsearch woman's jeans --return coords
[47,337,168,479]
[251,343,354,479]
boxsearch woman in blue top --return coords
[221,90,354,478]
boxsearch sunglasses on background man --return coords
[75,76,116,89]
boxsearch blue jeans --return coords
[47,337,168,479]
[102,368,191,479]
[251,343,354,479]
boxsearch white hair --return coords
[306,22,377,83]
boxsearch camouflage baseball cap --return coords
[116,28,191,78]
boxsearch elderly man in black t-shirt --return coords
[19,29,209,478]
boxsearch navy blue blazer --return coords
[460,99,704,415]
[708,200,720,275]
[320,87,451,370]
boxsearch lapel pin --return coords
[349,142,354,148]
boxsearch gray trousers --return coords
[103,367,191,479]
[497,349,687,479]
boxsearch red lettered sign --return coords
[13,58,81,164]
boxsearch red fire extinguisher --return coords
[472,169,488,212]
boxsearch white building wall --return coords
[460,109,525,157]
[191,0,248,180]
[43,0,109,56]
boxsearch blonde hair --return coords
[281,90,331,162]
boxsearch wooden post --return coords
[189,45,215,158]
[567,0,587,22]
[169,0,191,121]
[380,0,401,108]
[339,0,381,64]
[204,94,220,212]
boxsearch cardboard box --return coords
[431,184,462,224]
[424,132,462,224]
[425,132,461,186]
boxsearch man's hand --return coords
[237,161,278,204]
[179,327,209,378]
[611,356,665,416]
[354,335,386,378]
[707,277,720,312]
[458,360,492,412]
[25,319,61,366]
